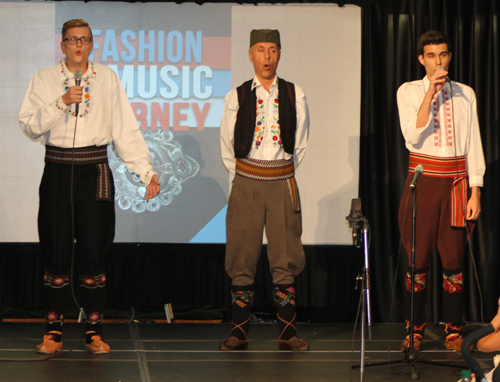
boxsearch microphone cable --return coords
[44,74,88,358]
[449,79,485,325]
[38,74,90,359]
[385,187,412,371]
[69,90,86,324]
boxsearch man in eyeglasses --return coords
[19,19,160,354]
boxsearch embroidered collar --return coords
[59,58,98,82]
[251,75,279,91]
[59,59,96,118]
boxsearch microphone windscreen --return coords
[436,66,450,82]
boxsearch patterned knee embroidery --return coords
[406,272,426,293]
[274,285,296,307]
[233,289,253,308]
[79,273,106,289]
[43,272,70,288]
[443,272,463,293]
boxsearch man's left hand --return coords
[143,174,161,200]
[466,186,481,220]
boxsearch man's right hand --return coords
[62,86,84,106]
[416,68,449,129]
[427,68,448,96]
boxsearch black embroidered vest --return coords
[234,78,297,158]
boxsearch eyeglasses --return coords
[63,37,93,45]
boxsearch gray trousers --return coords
[225,174,305,286]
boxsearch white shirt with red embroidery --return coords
[220,75,309,175]
[397,76,485,187]
[19,59,155,186]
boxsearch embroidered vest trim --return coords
[234,78,296,158]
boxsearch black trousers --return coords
[38,160,115,330]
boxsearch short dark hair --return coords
[417,31,452,56]
[61,19,93,40]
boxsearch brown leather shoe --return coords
[400,334,422,352]
[446,333,474,351]
[278,336,310,351]
[219,336,249,351]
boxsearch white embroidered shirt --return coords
[397,76,485,187]
[19,59,155,185]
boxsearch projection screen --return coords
[0,1,361,244]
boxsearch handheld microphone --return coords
[409,164,424,189]
[437,66,450,82]
[74,70,83,115]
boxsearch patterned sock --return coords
[274,284,298,341]
[79,272,106,335]
[43,271,70,333]
[404,268,428,337]
[442,267,464,336]
[229,284,254,341]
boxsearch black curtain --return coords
[4,0,499,326]
[0,244,364,322]
[360,0,500,324]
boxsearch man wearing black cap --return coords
[220,29,310,351]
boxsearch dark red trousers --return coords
[398,173,474,336]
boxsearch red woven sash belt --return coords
[409,152,468,227]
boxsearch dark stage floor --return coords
[0,322,496,382]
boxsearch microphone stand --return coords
[346,202,372,382]
[357,218,372,382]
[352,184,466,380]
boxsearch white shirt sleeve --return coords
[19,70,68,141]
[107,70,154,186]
[465,92,485,187]
[293,84,309,169]
[397,82,431,146]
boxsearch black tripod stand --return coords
[346,199,372,382]
[352,183,466,380]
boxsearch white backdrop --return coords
[0,1,360,244]
[231,5,361,244]
[0,2,54,242]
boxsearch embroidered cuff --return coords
[54,96,69,113]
